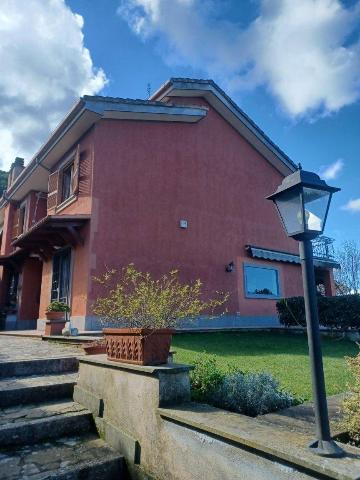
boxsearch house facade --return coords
[0,78,338,331]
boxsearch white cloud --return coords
[0,0,107,169]
[118,0,360,119]
[319,159,344,180]
[342,198,360,212]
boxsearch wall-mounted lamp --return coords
[225,261,234,272]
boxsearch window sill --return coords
[245,294,281,300]
[55,194,77,213]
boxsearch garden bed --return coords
[172,331,357,401]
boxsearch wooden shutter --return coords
[12,208,20,239]
[71,145,80,196]
[47,171,59,212]
[18,206,25,235]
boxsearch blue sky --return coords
[1,0,359,246]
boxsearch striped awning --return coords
[246,245,340,269]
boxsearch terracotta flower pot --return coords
[83,339,107,355]
[46,311,66,321]
[103,328,175,365]
[44,311,66,336]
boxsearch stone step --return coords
[0,373,77,408]
[0,400,95,446]
[0,356,79,378]
[0,433,124,479]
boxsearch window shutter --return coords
[18,206,25,235]
[71,145,80,195]
[47,171,59,211]
[12,208,20,239]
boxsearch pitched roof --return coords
[151,78,297,175]
[0,95,207,205]
[0,77,296,210]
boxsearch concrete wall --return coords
[75,356,359,480]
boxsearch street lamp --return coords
[267,166,344,458]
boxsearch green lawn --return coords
[171,332,358,401]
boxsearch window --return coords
[244,265,280,298]
[51,248,71,304]
[18,204,26,235]
[61,162,74,203]
[47,145,80,211]
[12,202,27,238]
[7,271,19,310]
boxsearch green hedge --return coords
[276,295,360,330]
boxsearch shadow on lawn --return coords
[172,332,358,359]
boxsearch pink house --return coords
[0,78,338,331]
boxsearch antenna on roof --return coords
[147,83,151,99]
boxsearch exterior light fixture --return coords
[267,166,340,241]
[267,165,343,458]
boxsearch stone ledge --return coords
[158,403,360,480]
[78,354,193,376]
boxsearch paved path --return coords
[259,393,345,436]
[0,336,124,479]
[0,336,83,363]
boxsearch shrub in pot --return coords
[93,264,228,365]
[45,301,70,336]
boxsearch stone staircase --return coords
[0,356,125,479]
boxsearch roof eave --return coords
[0,98,88,207]
[0,98,207,206]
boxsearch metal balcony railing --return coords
[312,236,336,260]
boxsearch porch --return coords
[0,215,89,331]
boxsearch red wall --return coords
[0,204,15,305]
[87,100,303,318]
[18,258,42,321]
[0,203,17,256]
[38,128,94,320]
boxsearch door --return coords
[51,248,71,304]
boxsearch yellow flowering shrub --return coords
[341,349,360,445]
[93,264,229,329]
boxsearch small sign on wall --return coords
[179,219,188,229]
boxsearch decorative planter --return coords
[103,328,175,365]
[83,339,107,355]
[44,311,66,336]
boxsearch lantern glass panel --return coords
[274,189,303,236]
[303,187,330,233]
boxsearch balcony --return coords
[312,236,336,261]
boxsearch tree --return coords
[335,240,360,295]
[0,170,8,197]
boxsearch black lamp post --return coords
[267,166,344,457]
